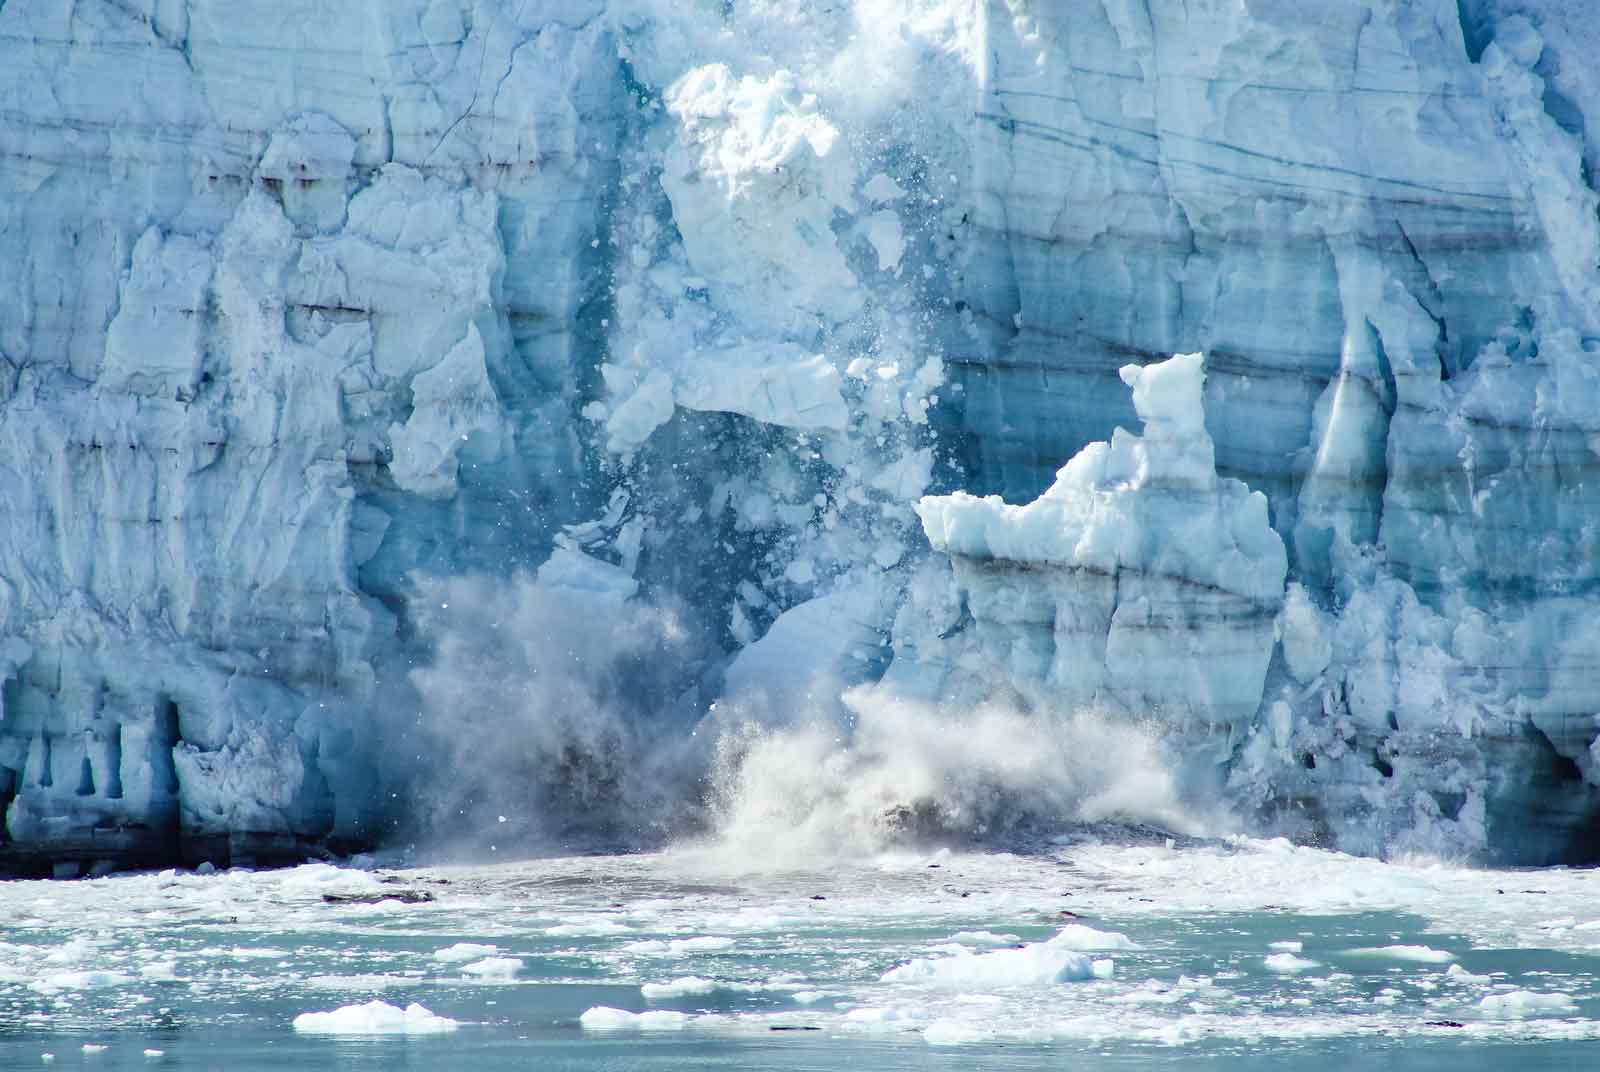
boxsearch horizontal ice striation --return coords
[934,0,1600,863]
[0,0,982,868]
[4,0,1600,869]
[0,0,623,871]
[917,354,1286,749]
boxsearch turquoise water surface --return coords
[4,839,1600,1069]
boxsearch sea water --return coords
[4,837,1599,1070]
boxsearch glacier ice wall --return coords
[918,353,1287,755]
[0,0,624,869]
[3,0,1600,870]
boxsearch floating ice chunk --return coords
[291,1000,460,1034]
[1268,941,1304,953]
[641,977,718,1000]
[139,961,179,980]
[1091,959,1115,979]
[1345,945,1455,964]
[204,947,291,961]
[1477,990,1577,1017]
[1265,956,1326,981]
[460,957,522,981]
[82,1044,107,1054]
[544,920,633,937]
[923,1020,988,1046]
[882,933,1097,986]
[432,943,499,964]
[578,1007,690,1031]
[29,971,132,992]
[1447,964,1493,985]
[1047,924,1140,951]
[279,863,386,894]
[142,1051,164,1059]
[623,936,735,956]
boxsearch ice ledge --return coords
[918,354,1287,606]
[916,353,1287,735]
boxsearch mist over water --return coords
[399,571,714,854]
[705,687,1210,865]
[396,571,1216,865]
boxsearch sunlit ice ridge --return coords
[4,0,1600,877]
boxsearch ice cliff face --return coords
[917,354,1287,757]
[2,0,1600,871]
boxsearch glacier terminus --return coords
[3,0,1600,874]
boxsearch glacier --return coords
[3,0,1600,872]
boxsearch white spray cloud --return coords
[400,561,710,854]
[703,684,1209,866]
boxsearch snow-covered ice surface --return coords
[4,842,1600,1068]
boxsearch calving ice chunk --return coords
[661,63,861,336]
[916,354,1287,744]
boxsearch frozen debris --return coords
[291,1000,460,1035]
